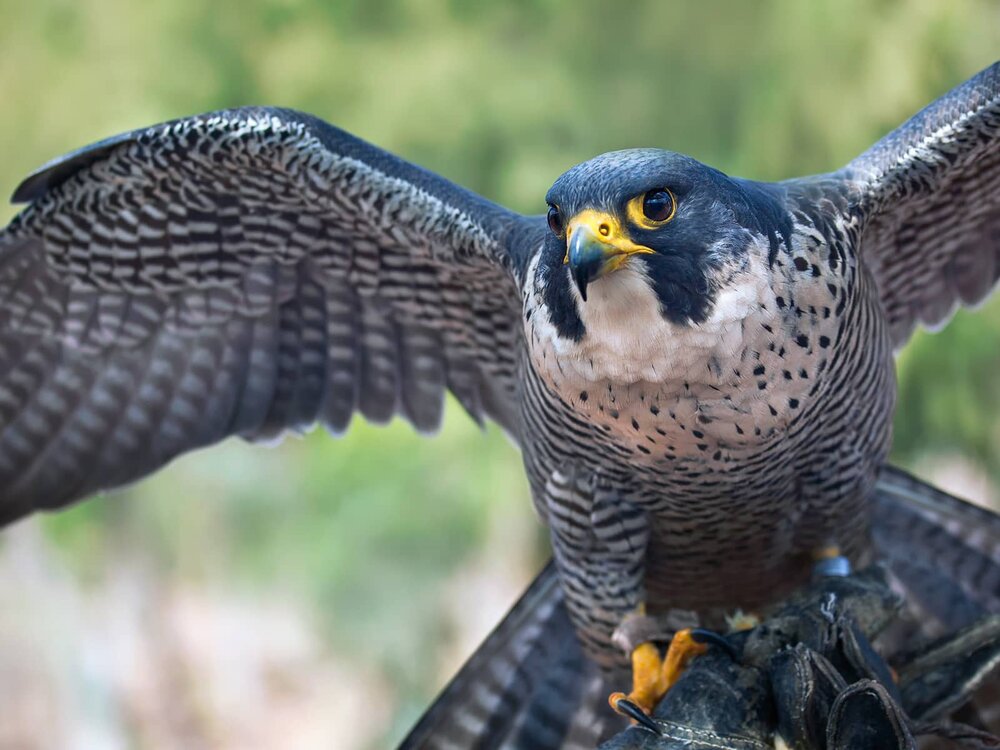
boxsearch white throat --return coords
[526,254,773,387]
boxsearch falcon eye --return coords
[546,204,564,236]
[641,189,676,223]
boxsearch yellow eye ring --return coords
[626,188,676,230]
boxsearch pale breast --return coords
[522,243,839,464]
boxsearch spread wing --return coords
[845,61,1000,347]
[0,108,536,522]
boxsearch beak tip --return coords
[573,267,590,301]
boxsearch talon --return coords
[608,627,712,723]
[607,641,666,723]
[618,641,666,714]
[689,627,740,661]
[609,693,661,733]
[661,627,709,691]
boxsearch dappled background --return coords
[0,1,998,747]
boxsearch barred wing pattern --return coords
[846,61,1000,347]
[0,108,531,521]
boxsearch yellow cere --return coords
[562,209,657,265]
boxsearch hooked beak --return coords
[565,210,655,301]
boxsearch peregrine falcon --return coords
[1,61,999,746]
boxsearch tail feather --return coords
[873,466,1000,624]
[873,466,1000,737]
[398,561,626,750]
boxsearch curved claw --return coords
[689,628,740,661]
[609,693,662,734]
[606,628,741,731]
[607,632,708,728]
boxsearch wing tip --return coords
[10,129,140,205]
[7,107,292,205]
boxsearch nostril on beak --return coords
[598,223,610,237]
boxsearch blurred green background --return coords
[0,1,998,748]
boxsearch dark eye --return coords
[546,204,564,236]
[641,189,675,223]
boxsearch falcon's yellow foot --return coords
[660,628,710,691]
[608,629,709,724]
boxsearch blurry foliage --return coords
[0,0,998,746]
[895,301,1000,480]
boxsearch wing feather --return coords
[0,107,535,519]
[845,61,1000,346]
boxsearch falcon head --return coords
[538,149,791,340]
[525,149,792,388]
